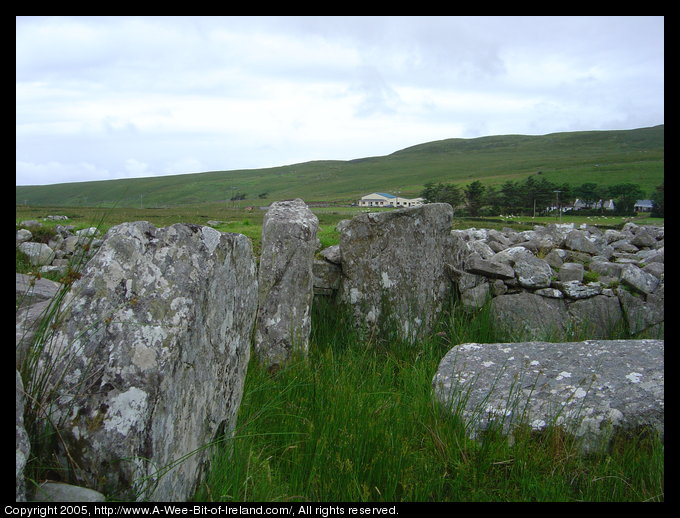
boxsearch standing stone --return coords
[255,199,319,367]
[339,203,454,343]
[37,222,258,501]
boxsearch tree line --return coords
[420,176,664,217]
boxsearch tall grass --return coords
[195,298,663,502]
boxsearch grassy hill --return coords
[16,125,664,208]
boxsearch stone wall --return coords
[314,217,664,341]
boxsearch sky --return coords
[16,16,664,186]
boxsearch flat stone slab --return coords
[433,339,664,452]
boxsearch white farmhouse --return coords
[358,193,424,208]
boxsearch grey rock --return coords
[621,264,660,295]
[38,221,258,501]
[255,199,319,367]
[513,255,553,289]
[567,295,623,338]
[617,288,664,335]
[490,292,568,340]
[465,256,514,280]
[18,242,56,266]
[631,229,657,248]
[564,230,599,255]
[33,482,105,502]
[339,203,453,343]
[320,244,342,264]
[313,259,341,295]
[554,280,603,299]
[558,262,584,282]
[16,228,32,245]
[589,261,623,279]
[433,339,664,453]
[16,273,61,305]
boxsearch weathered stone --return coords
[38,221,258,501]
[465,256,514,280]
[513,255,553,289]
[589,261,623,279]
[567,295,623,338]
[255,199,319,367]
[339,203,453,343]
[16,273,61,305]
[554,280,602,299]
[558,262,584,282]
[460,282,490,310]
[16,370,30,502]
[621,264,660,295]
[564,230,599,255]
[18,242,56,266]
[33,482,105,502]
[490,292,568,340]
[631,229,657,248]
[16,228,32,245]
[313,259,341,295]
[433,340,664,453]
[319,244,342,264]
[617,288,664,335]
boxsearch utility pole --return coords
[553,190,562,222]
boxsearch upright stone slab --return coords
[38,222,258,501]
[255,199,319,367]
[433,339,664,453]
[339,203,453,343]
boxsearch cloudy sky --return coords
[16,16,664,186]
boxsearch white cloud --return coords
[16,16,664,186]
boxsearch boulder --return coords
[339,203,454,343]
[36,221,258,501]
[18,242,56,266]
[254,199,319,367]
[433,339,664,453]
[490,292,568,340]
[32,482,105,502]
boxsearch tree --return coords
[651,182,664,217]
[608,183,645,215]
[420,182,463,207]
[464,181,486,216]
[573,182,605,211]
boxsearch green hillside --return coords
[16,125,664,208]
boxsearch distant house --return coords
[358,193,424,208]
[634,199,654,212]
[570,199,615,211]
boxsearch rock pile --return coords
[16,218,102,276]
[446,222,663,338]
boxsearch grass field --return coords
[193,299,663,502]
[16,125,663,209]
